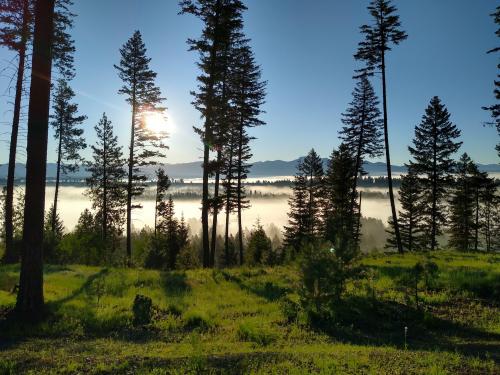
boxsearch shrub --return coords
[300,243,361,314]
[246,222,275,265]
[280,296,301,324]
[132,294,153,327]
[237,321,276,346]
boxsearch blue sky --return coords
[0,0,498,165]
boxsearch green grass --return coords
[0,250,499,374]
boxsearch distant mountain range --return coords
[1,159,499,180]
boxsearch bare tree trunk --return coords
[474,186,480,252]
[381,50,402,254]
[3,0,30,264]
[237,127,244,265]
[102,133,107,243]
[154,177,159,238]
[355,191,362,248]
[210,149,222,267]
[52,125,63,232]
[431,121,438,251]
[126,90,136,265]
[201,144,210,268]
[16,0,55,321]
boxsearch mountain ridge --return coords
[0,159,498,180]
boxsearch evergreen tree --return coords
[355,0,408,253]
[322,144,359,260]
[50,78,86,233]
[482,5,500,158]
[230,43,266,265]
[479,177,499,252]
[43,204,64,262]
[154,168,171,237]
[222,123,239,263]
[409,96,462,250]
[1,0,76,263]
[52,0,76,80]
[156,196,180,269]
[471,169,489,252]
[178,215,190,251]
[85,113,126,250]
[283,173,309,259]
[386,169,427,252]
[114,30,167,263]
[299,149,324,239]
[339,74,383,230]
[0,0,32,263]
[246,220,273,265]
[16,0,56,320]
[180,0,247,268]
[448,154,477,252]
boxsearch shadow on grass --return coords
[220,270,291,302]
[161,271,191,298]
[307,295,500,362]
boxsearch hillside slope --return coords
[0,251,499,374]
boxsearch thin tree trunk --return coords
[52,125,63,233]
[224,144,235,264]
[154,177,159,238]
[355,191,362,248]
[201,0,222,268]
[431,121,438,251]
[210,149,222,267]
[237,126,244,265]
[224,198,231,264]
[102,132,107,243]
[381,49,402,254]
[473,186,479,252]
[4,0,30,264]
[126,91,136,265]
[16,0,55,320]
[202,143,210,268]
[351,94,366,246]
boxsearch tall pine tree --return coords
[479,177,499,252]
[180,0,247,267]
[50,78,86,233]
[1,0,75,263]
[482,5,500,158]
[115,30,167,263]
[0,0,32,263]
[339,74,383,231]
[448,153,477,252]
[85,113,126,250]
[230,42,266,265]
[16,0,56,321]
[322,144,359,258]
[355,0,408,253]
[409,96,462,251]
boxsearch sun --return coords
[142,111,170,134]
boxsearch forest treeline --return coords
[0,0,498,322]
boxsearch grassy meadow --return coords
[0,250,499,374]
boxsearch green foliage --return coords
[132,294,153,327]
[43,205,65,263]
[176,240,201,270]
[238,321,276,346]
[408,96,462,250]
[246,221,274,265]
[299,243,362,321]
[0,251,498,374]
[183,310,214,332]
